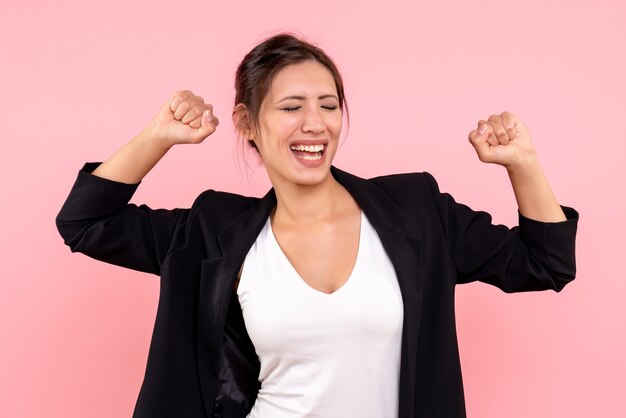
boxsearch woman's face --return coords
[252,60,343,189]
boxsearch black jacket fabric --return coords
[56,162,578,418]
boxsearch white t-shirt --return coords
[237,211,403,418]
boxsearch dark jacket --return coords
[56,162,578,418]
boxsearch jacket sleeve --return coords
[423,172,578,292]
[55,162,190,276]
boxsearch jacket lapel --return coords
[196,189,277,416]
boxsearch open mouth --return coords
[289,144,326,161]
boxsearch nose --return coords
[301,106,326,134]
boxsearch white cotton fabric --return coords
[237,211,403,418]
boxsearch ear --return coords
[232,103,257,140]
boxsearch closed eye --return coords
[322,105,338,110]
[282,106,301,112]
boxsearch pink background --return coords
[2,0,624,416]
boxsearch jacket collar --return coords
[331,165,406,233]
[216,187,276,257]
[217,165,406,257]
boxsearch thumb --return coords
[468,124,494,163]
[191,109,219,142]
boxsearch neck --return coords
[271,169,345,225]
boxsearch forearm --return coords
[92,128,171,184]
[507,158,567,222]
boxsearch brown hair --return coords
[234,33,349,150]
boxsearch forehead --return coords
[267,60,337,99]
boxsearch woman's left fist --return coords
[468,111,537,170]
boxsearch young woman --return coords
[56,33,578,418]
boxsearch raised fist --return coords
[468,111,537,171]
[146,90,219,148]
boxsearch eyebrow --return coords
[277,94,339,103]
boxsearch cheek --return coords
[255,124,291,160]
[260,114,299,142]
[329,115,343,136]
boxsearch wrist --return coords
[137,125,174,153]
[505,153,541,178]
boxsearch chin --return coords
[289,165,332,187]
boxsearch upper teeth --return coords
[290,144,324,152]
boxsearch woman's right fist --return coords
[146,90,219,148]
